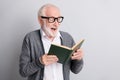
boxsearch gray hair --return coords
[38,3,60,17]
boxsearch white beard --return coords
[42,23,58,38]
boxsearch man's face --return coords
[41,7,62,38]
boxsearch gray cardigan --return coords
[19,29,83,80]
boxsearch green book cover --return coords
[48,39,85,64]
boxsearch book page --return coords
[52,44,72,50]
[72,39,84,51]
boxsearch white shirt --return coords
[40,29,64,80]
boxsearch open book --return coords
[48,39,85,64]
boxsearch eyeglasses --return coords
[41,16,64,23]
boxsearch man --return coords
[19,3,83,80]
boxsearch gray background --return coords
[0,0,120,80]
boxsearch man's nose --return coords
[53,20,59,26]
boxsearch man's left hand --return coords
[71,49,83,60]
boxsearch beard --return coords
[42,22,59,38]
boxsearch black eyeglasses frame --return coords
[41,16,64,23]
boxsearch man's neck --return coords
[47,36,55,41]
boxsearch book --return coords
[48,39,85,64]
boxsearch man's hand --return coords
[40,54,58,66]
[71,49,83,60]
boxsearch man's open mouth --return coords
[51,28,57,31]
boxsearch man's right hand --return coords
[40,54,58,66]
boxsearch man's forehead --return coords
[45,7,61,17]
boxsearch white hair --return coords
[38,3,60,17]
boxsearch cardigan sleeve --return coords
[70,59,84,74]
[19,34,44,77]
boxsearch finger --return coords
[44,55,58,65]
[45,58,58,65]
[47,55,58,61]
[76,48,83,52]
[73,51,81,56]
[43,54,57,57]
[71,52,83,60]
[47,57,58,62]
[71,55,82,60]
[72,54,81,59]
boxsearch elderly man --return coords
[19,3,83,80]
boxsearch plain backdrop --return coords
[0,0,120,80]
